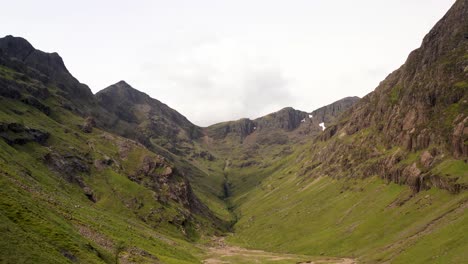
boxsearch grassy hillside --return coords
[0,89,214,263]
[1,1,467,263]
[201,1,468,263]
[225,142,467,263]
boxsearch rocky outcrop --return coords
[206,98,359,143]
[21,96,51,115]
[0,35,95,104]
[43,150,96,202]
[304,0,468,193]
[255,107,308,131]
[206,118,256,140]
[334,0,467,154]
[129,155,208,215]
[311,96,360,125]
[96,81,203,151]
[452,115,468,158]
[0,122,49,145]
[192,150,215,161]
[81,116,96,133]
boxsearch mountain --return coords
[313,0,467,192]
[311,96,361,125]
[96,81,202,153]
[0,35,230,263]
[224,1,468,263]
[0,0,467,263]
[0,35,96,110]
[206,96,360,143]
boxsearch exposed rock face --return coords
[255,107,308,131]
[0,122,49,145]
[81,116,96,133]
[192,150,215,161]
[420,150,434,168]
[205,100,359,142]
[311,96,360,125]
[452,115,468,158]
[21,96,51,115]
[0,35,96,106]
[129,155,209,215]
[206,118,256,140]
[338,0,467,154]
[96,81,203,150]
[308,0,468,192]
[43,150,96,202]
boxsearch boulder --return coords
[81,116,96,133]
[420,151,434,168]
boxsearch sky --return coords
[1,0,455,126]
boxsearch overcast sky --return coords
[1,0,455,126]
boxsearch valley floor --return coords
[202,237,356,264]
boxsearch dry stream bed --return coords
[202,237,356,264]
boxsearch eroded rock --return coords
[0,122,49,145]
[81,116,96,133]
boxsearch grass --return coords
[1,59,467,264]
[390,85,403,105]
[454,81,468,89]
[228,171,467,263]
[432,159,468,185]
[0,92,209,263]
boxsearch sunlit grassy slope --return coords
[223,142,467,263]
[0,94,214,263]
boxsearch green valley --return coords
[0,0,467,263]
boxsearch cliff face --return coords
[311,96,360,124]
[205,107,309,141]
[205,99,359,143]
[340,0,467,155]
[308,0,467,192]
[255,107,309,131]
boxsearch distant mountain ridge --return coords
[205,97,360,142]
[0,1,466,262]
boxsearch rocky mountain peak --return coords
[0,35,35,59]
[311,96,360,125]
[0,35,95,107]
[114,80,133,88]
[255,107,308,131]
[0,35,69,76]
[206,97,359,141]
[97,80,152,106]
[96,81,203,150]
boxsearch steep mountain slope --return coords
[96,81,202,154]
[199,98,359,200]
[95,81,233,224]
[0,35,97,112]
[0,0,466,263]
[225,1,468,263]
[310,0,468,192]
[0,36,228,263]
[206,96,360,143]
[311,96,360,125]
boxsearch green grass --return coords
[0,93,209,263]
[454,81,468,89]
[390,85,403,105]
[1,59,467,264]
[228,171,467,263]
[432,159,468,185]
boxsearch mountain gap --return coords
[0,0,467,263]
